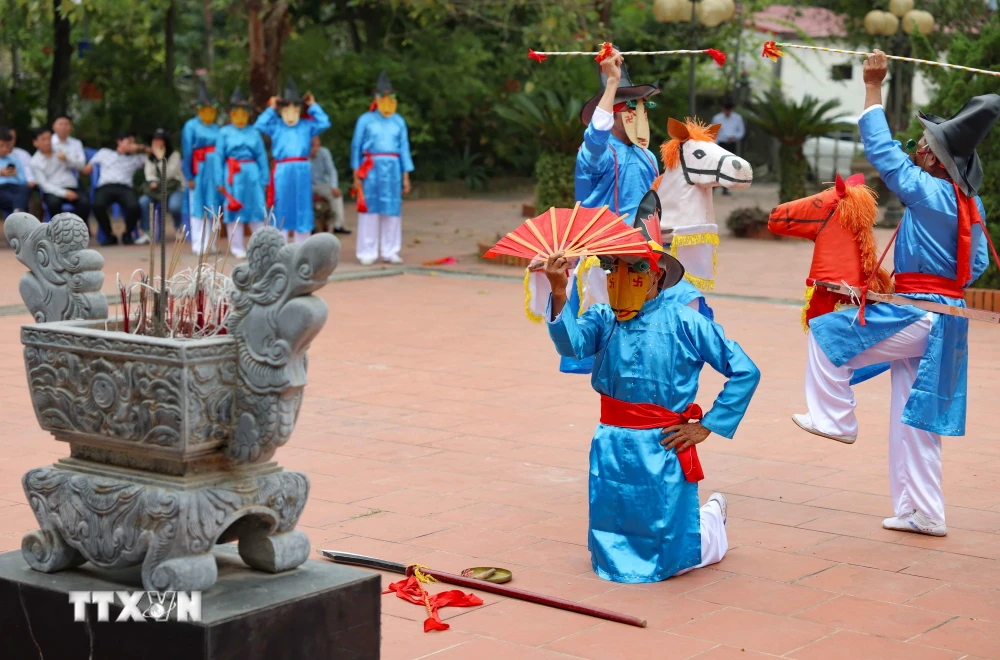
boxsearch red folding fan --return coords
[485,203,654,262]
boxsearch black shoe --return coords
[121,233,135,245]
[333,227,353,235]
[100,235,119,247]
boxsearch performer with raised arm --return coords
[182,79,222,254]
[255,78,331,243]
[793,50,997,537]
[541,194,760,582]
[351,71,414,265]
[215,87,269,259]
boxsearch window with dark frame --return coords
[831,64,853,81]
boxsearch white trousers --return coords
[356,213,401,262]
[804,314,945,521]
[189,216,219,255]
[227,222,267,256]
[675,500,728,576]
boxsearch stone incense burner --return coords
[5,212,339,592]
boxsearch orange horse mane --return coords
[660,119,719,171]
[835,182,892,293]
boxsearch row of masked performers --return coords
[182,72,413,263]
[507,46,998,585]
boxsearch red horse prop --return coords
[768,173,892,330]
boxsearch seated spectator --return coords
[138,129,185,243]
[51,115,87,178]
[8,129,37,189]
[0,127,30,218]
[310,136,349,234]
[31,127,91,222]
[81,131,148,246]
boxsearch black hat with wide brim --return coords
[228,87,251,108]
[917,94,1000,197]
[634,190,684,289]
[580,63,661,126]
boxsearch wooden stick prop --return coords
[815,281,1000,324]
[761,41,1000,77]
[319,550,647,628]
[529,41,727,66]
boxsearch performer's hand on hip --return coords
[863,50,888,86]
[402,173,412,195]
[661,422,711,452]
[601,50,624,87]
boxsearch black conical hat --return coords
[282,77,302,103]
[195,78,214,107]
[580,55,661,126]
[633,190,684,289]
[918,94,1000,197]
[374,70,394,95]
[229,87,249,107]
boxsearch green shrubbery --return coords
[535,151,577,210]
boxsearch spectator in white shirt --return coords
[711,99,746,196]
[51,115,87,183]
[81,131,149,246]
[31,127,91,222]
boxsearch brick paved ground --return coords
[2,188,999,659]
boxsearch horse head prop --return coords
[652,118,753,290]
[768,172,892,330]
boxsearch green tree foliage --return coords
[535,151,577,209]
[909,16,1000,288]
[746,91,847,202]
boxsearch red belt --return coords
[192,145,215,176]
[893,273,964,298]
[599,395,705,482]
[266,157,308,208]
[356,152,399,180]
[227,158,255,186]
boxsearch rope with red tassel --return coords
[528,42,726,67]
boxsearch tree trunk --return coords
[246,0,291,111]
[778,142,808,203]
[595,0,612,27]
[165,0,176,88]
[47,0,73,125]
[204,0,214,73]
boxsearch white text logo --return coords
[68,591,202,622]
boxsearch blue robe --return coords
[575,121,659,224]
[254,103,331,233]
[350,112,414,216]
[181,118,222,219]
[214,124,269,225]
[810,107,988,436]
[548,294,759,582]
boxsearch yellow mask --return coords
[376,95,397,117]
[198,106,217,125]
[621,100,650,149]
[230,108,249,128]
[280,104,301,126]
[606,261,652,322]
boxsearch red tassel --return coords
[595,42,614,63]
[762,41,785,62]
[706,49,727,67]
[527,49,547,62]
[383,576,483,633]
[354,187,368,214]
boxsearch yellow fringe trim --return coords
[671,232,719,291]
[411,564,438,584]
[575,256,601,317]
[801,285,815,333]
[524,268,544,324]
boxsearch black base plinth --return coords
[0,546,380,660]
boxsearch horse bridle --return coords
[679,143,747,186]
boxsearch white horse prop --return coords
[652,118,753,290]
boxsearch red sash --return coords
[191,145,215,176]
[266,157,308,208]
[226,158,255,186]
[599,395,705,482]
[356,152,399,180]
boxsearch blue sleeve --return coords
[972,198,990,283]
[398,117,414,173]
[685,314,760,439]
[307,102,331,136]
[256,133,270,183]
[254,107,280,137]
[350,115,368,171]
[577,121,613,176]
[181,122,195,181]
[213,130,227,188]
[546,298,613,360]
[859,107,938,209]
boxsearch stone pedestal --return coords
[0,547,381,660]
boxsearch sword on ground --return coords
[815,281,1000,324]
[317,550,648,628]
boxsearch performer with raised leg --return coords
[255,78,331,243]
[793,50,997,537]
[541,192,760,582]
[182,78,222,254]
[215,87,269,259]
